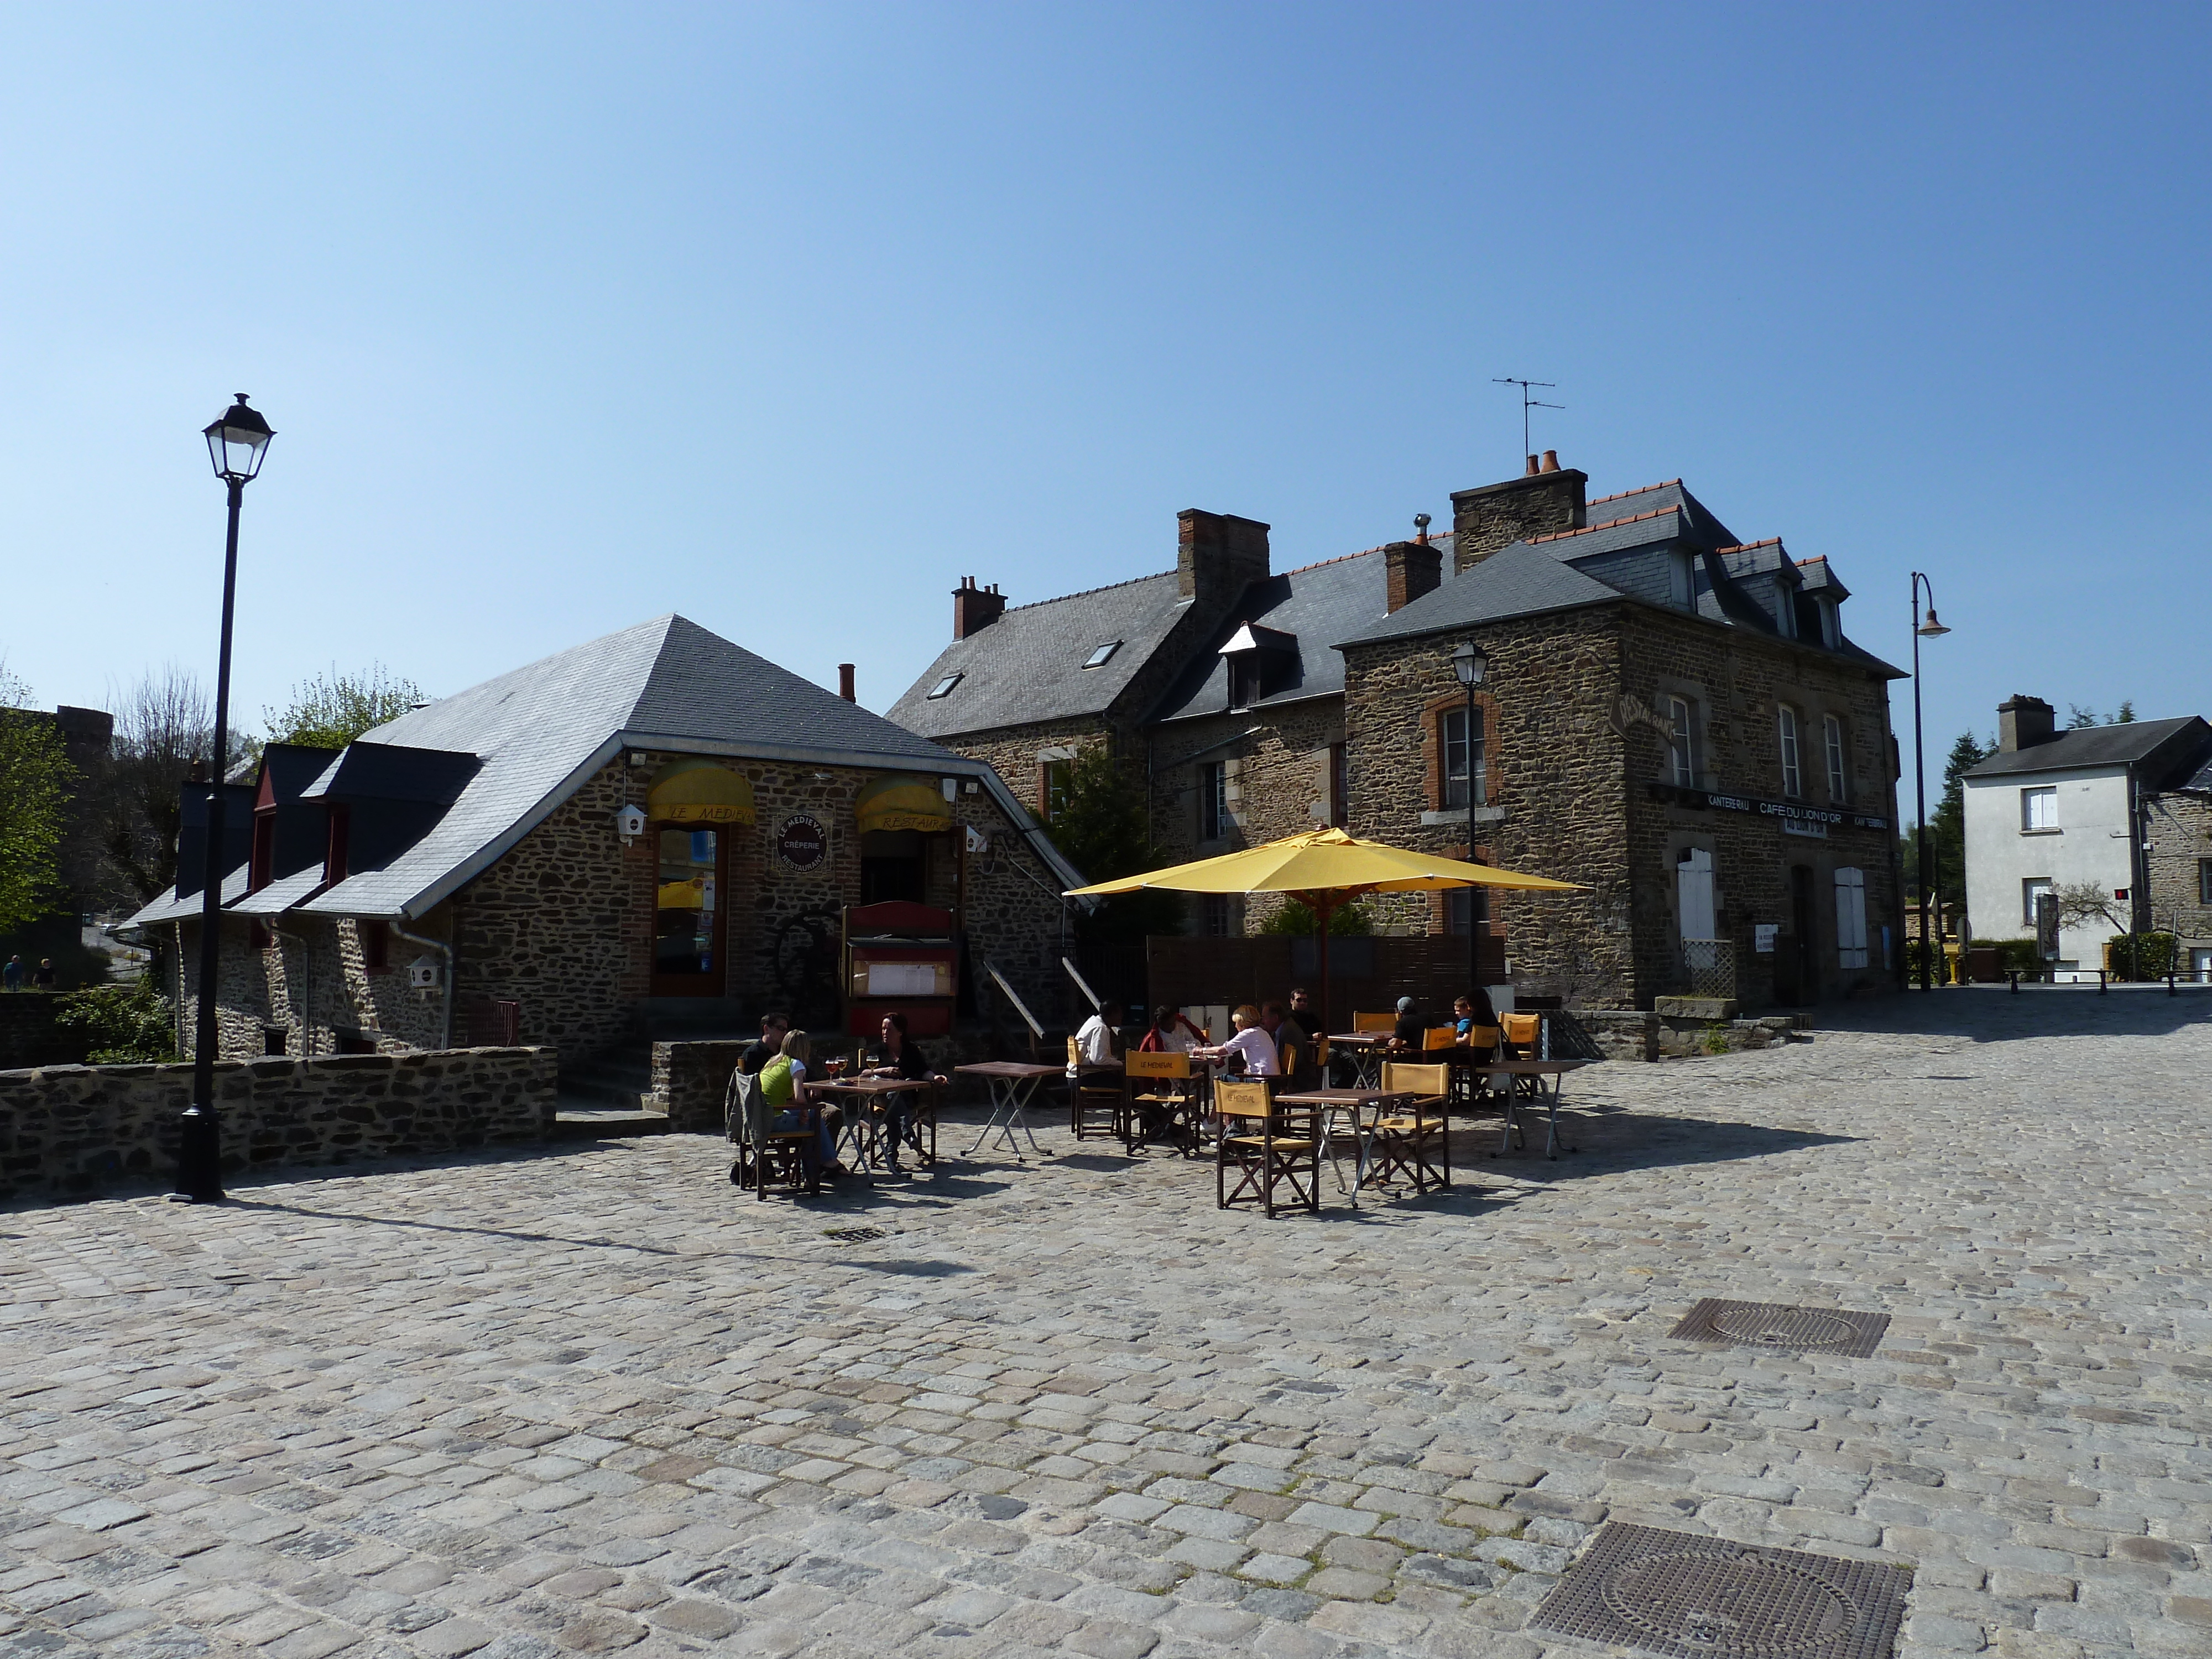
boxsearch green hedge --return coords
[2106,932,2178,981]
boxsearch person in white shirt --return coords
[1071,1001,1123,1072]
[1200,1005,1279,1078]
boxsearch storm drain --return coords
[1532,1522,1911,1659]
[825,1226,890,1243]
[1669,1298,1889,1358]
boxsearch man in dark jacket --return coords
[739,1012,791,1076]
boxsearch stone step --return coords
[551,1105,671,1140]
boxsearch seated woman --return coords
[1195,1005,1280,1078]
[758,1030,842,1178]
[863,1011,945,1176]
[1136,1004,1204,1053]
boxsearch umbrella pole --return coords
[1314,895,1334,1041]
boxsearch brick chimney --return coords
[1384,540,1442,613]
[1451,457,1588,574]
[1997,695,2057,753]
[952,577,1008,640]
[1176,509,1271,604]
[838,664,856,702]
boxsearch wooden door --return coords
[650,825,729,996]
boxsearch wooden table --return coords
[810,1074,938,1171]
[1323,1033,1394,1088]
[1272,1086,1413,1203]
[1479,1059,1594,1159]
[953,1062,1061,1159]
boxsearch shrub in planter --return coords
[2106,932,2178,981]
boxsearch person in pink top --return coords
[1196,1005,1279,1078]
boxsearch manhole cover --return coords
[825,1227,889,1243]
[1669,1298,1888,1358]
[1533,1523,1911,1659]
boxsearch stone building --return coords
[128,615,1079,1066]
[2146,752,2212,980]
[893,453,1907,1010]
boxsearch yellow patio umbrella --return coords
[1064,826,1583,1030]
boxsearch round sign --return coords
[776,812,827,870]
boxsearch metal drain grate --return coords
[825,1226,890,1243]
[1669,1298,1889,1358]
[1532,1522,1911,1659]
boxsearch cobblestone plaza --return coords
[4,992,2209,1659]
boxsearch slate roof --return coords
[128,614,1084,928]
[1149,550,1390,723]
[888,572,1194,739]
[1964,716,2211,781]
[1335,541,1622,648]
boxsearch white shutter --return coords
[1676,848,1716,942]
[1834,867,1868,968]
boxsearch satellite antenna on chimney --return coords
[1493,377,1564,461]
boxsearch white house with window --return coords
[1962,695,2212,979]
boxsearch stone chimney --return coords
[1384,540,1442,613]
[1176,509,1271,604]
[1450,457,1589,574]
[1997,695,2057,753]
[952,577,1008,640]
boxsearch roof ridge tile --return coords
[1002,568,1180,613]
[1715,538,1784,554]
[1529,505,1676,543]
[1585,478,1683,507]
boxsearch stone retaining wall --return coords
[0,1047,556,1203]
[1573,1009,1809,1062]
[0,994,85,1071]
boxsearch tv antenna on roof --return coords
[1494,378,1563,460]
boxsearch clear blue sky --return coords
[4,5,2207,804]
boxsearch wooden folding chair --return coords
[1215,1078,1320,1217]
[1067,1036,1123,1141]
[1352,1011,1395,1034]
[1124,1049,1202,1155]
[1375,1062,1452,1192]
[1423,1026,1460,1051]
[1499,1013,1545,1099]
[1456,1023,1503,1106]
[726,1068,818,1199]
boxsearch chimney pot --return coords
[838,663,856,703]
[1524,455,1540,477]
[1540,450,1559,473]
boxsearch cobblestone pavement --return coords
[4,990,2209,1659]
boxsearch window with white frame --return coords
[1667,696,1695,786]
[1199,761,1228,841]
[1823,714,1848,802]
[1778,706,1802,798]
[2022,876,2052,927]
[2021,786,2057,832]
[1834,867,1869,968]
[1440,706,1485,808]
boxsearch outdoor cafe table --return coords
[1481,1058,1594,1160]
[1271,1086,1416,1203]
[953,1061,1062,1159]
[810,1074,939,1171]
[1323,1032,1393,1088]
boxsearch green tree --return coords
[0,670,74,935]
[1909,729,1988,903]
[1259,899,1373,936]
[1041,744,1181,941]
[54,975,177,1063]
[264,664,425,749]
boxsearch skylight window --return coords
[1082,641,1121,670]
[926,672,963,700]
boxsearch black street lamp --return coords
[1908,573,1950,993]
[1450,640,1487,995]
[175,395,274,1203]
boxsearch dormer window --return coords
[1669,550,1694,608]
[1228,654,1260,711]
[926,672,963,700]
[1082,641,1121,670]
[1819,599,1840,649]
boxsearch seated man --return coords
[740,1011,792,1076]
[1390,995,1425,1051]
[1071,1000,1124,1072]
[1260,1000,1312,1086]
[1138,1004,1204,1052]
[1197,1005,1280,1078]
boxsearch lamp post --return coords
[1908,573,1949,993]
[174,396,274,1203]
[1451,640,1487,995]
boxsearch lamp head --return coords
[204,394,274,483]
[1916,607,1950,639]
[1450,639,1486,688]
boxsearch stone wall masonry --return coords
[178,914,442,1065]
[1573,1009,1809,1061]
[0,994,85,1071]
[2146,790,2212,946]
[1149,701,1346,932]
[0,1046,555,1202]
[1344,608,1636,1001]
[1615,609,1903,1008]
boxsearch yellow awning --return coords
[1063,826,1583,899]
[647,760,755,826]
[857,773,951,834]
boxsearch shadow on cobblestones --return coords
[1815,984,2212,1042]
